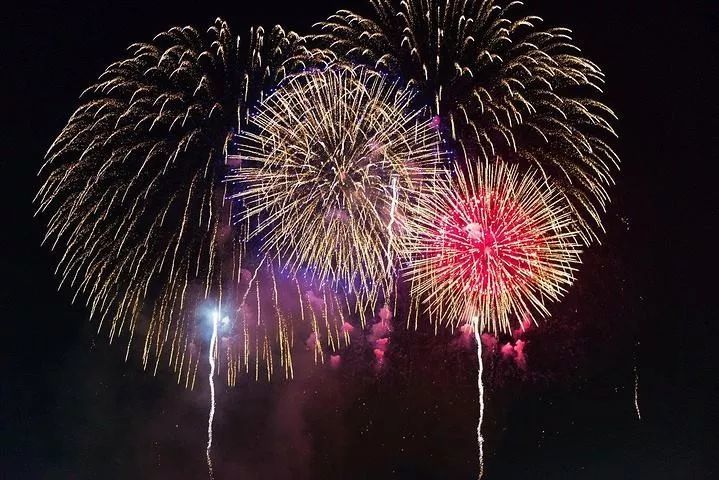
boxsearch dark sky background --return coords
[2,0,716,478]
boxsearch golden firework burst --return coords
[231,66,444,325]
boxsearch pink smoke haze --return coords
[480,333,498,352]
[498,339,529,370]
[240,268,253,284]
[367,310,393,369]
[305,290,324,311]
[341,322,354,334]
[378,305,393,323]
[330,354,341,369]
[512,317,533,338]
[514,339,527,370]
[368,321,391,344]
[305,332,318,350]
[451,324,475,350]
[373,348,385,363]
[374,337,390,351]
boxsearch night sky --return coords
[3,1,715,478]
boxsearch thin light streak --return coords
[207,310,219,479]
[634,341,641,421]
[385,175,399,279]
[633,363,641,421]
[474,326,485,480]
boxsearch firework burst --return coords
[404,160,582,335]
[230,66,444,325]
[34,19,315,385]
[310,0,619,243]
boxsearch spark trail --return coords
[207,311,219,479]
[385,175,399,279]
[475,327,485,479]
[633,363,641,420]
[633,342,641,420]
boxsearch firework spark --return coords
[33,19,322,383]
[207,310,219,479]
[404,160,582,335]
[231,66,444,325]
[474,327,485,479]
[633,363,641,420]
[310,0,619,243]
[634,341,641,421]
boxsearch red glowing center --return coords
[434,190,539,294]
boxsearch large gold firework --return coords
[34,19,323,386]
[403,160,582,335]
[231,66,444,326]
[309,0,619,243]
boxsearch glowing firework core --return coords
[406,162,582,334]
[437,192,545,295]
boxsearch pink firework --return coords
[404,160,582,335]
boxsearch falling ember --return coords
[633,364,641,420]
[474,325,485,479]
[385,175,399,279]
[633,342,641,421]
[207,311,219,479]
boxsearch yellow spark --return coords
[312,0,619,243]
[230,66,444,324]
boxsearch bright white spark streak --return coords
[474,327,485,480]
[633,362,641,421]
[385,175,399,278]
[207,311,219,479]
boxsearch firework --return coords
[404,160,582,335]
[207,309,219,479]
[404,160,581,478]
[34,19,316,385]
[633,340,642,420]
[230,66,444,325]
[310,0,619,243]
[474,329,485,479]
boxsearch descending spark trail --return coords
[474,327,485,479]
[207,312,219,479]
[385,175,399,279]
[633,363,641,420]
[633,342,641,420]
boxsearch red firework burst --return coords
[404,161,582,334]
